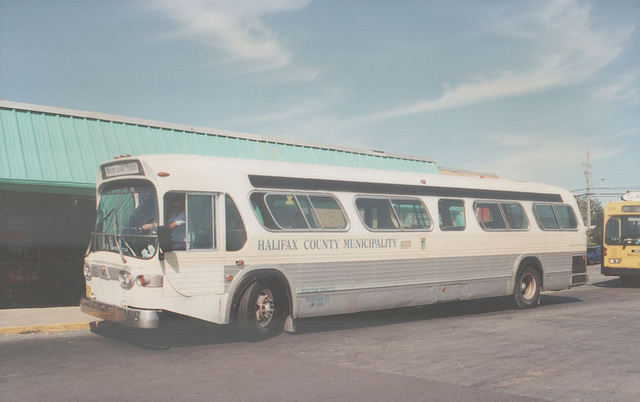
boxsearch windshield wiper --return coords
[113,211,140,262]
[86,209,115,257]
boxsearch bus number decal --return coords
[305,296,329,308]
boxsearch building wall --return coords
[0,191,94,308]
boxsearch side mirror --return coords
[157,226,173,252]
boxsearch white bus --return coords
[80,155,587,340]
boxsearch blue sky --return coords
[1,0,638,200]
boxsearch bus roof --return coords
[101,154,572,203]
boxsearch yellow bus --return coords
[602,195,640,284]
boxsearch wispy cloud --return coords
[148,0,313,71]
[592,72,640,105]
[470,130,628,184]
[353,0,627,125]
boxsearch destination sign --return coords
[102,161,143,179]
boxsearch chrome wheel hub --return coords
[255,289,274,327]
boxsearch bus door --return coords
[161,193,225,313]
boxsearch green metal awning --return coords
[0,100,440,195]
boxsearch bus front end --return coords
[602,201,640,282]
[80,160,164,329]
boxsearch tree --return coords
[576,196,603,246]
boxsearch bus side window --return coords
[295,195,322,229]
[439,199,465,231]
[250,192,280,230]
[534,204,560,230]
[308,195,348,230]
[225,195,247,251]
[391,198,432,230]
[355,197,400,230]
[474,202,506,230]
[265,193,308,229]
[554,205,578,229]
[187,194,215,250]
[501,203,529,230]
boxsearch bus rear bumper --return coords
[80,297,160,329]
[601,267,640,277]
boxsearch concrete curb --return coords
[0,322,97,335]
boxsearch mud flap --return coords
[284,315,296,333]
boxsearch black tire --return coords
[620,276,639,287]
[237,281,285,341]
[513,264,541,309]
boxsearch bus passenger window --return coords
[265,193,308,229]
[308,195,347,229]
[474,202,506,230]
[187,194,215,250]
[355,198,400,230]
[534,204,560,230]
[554,205,578,229]
[391,198,432,230]
[439,199,465,231]
[251,192,347,232]
[295,195,322,229]
[225,195,247,251]
[501,203,529,230]
[250,192,279,230]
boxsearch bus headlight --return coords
[84,263,92,281]
[609,258,621,264]
[119,270,134,289]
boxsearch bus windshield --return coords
[91,180,159,259]
[605,215,640,246]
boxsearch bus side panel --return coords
[288,255,516,319]
[535,252,575,291]
[295,278,510,318]
[290,250,578,319]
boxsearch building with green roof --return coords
[0,100,441,308]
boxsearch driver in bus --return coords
[165,199,186,250]
[142,198,186,250]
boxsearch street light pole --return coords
[584,151,592,229]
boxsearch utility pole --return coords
[583,151,592,229]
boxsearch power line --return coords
[571,186,639,192]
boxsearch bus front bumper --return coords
[80,297,160,329]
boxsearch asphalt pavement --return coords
[0,264,608,336]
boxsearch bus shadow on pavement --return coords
[90,294,583,347]
[293,293,583,335]
[90,313,242,349]
[592,278,640,288]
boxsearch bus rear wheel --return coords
[237,281,285,341]
[513,265,541,309]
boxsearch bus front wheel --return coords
[513,265,541,309]
[237,281,285,341]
